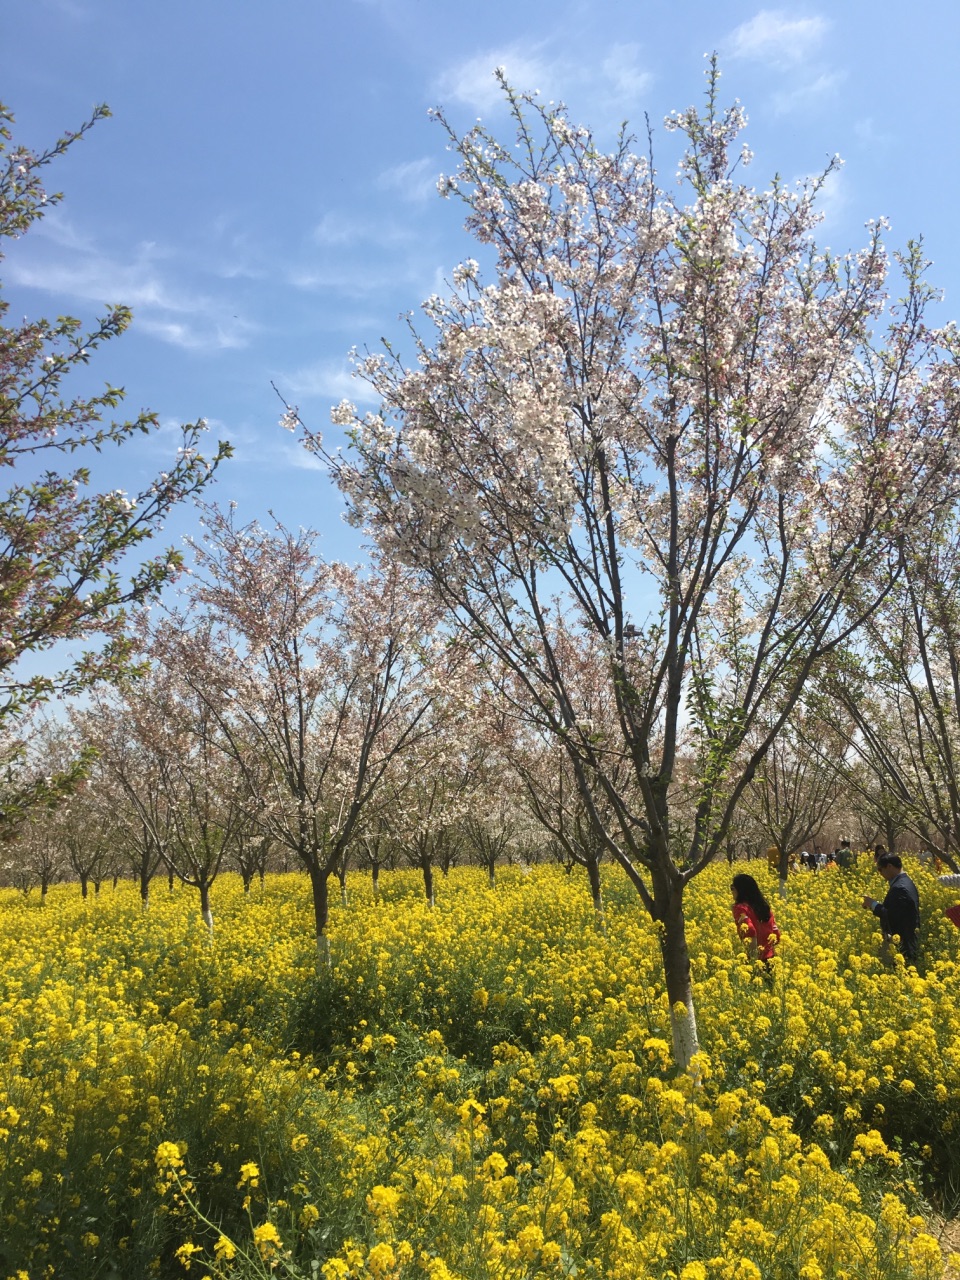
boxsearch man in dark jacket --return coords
[862,854,920,962]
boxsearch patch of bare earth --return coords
[929,1216,960,1277]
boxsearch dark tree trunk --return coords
[422,860,435,909]
[586,856,605,929]
[308,862,331,965]
[652,866,699,1072]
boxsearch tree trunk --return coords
[199,881,214,940]
[778,847,790,900]
[167,865,175,892]
[372,862,380,903]
[654,874,700,1073]
[80,872,89,900]
[423,860,435,909]
[586,857,605,932]
[487,859,496,889]
[309,862,331,966]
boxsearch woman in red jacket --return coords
[732,873,781,963]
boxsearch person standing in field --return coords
[732,874,781,964]
[835,839,855,870]
[862,853,920,963]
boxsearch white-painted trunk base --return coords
[669,1000,701,1078]
[202,908,214,939]
[778,877,788,900]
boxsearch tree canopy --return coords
[301,66,960,1066]
[0,103,230,824]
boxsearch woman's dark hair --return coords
[732,873,772,922]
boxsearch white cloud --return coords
[772,71,842,115]
[601,44,654,107]
[137,314,254,352]
[433,40,654,129]
[809,167,848,228]
[311,210,417,249]
[853,117,893,147]
[39,0,92,17]
[312,212,365,247]
[279,358,379,405]
[435,43,560,113]
[8,240,255,352]
[32,208,98,253]
[277,442,327,472]
[726,10,829,66]
[377,157,438,204]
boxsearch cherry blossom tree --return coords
[231,834,273,894]
[818,511,960,868]
[0,103,230,827]
[351,807,404,903]
[129,627,255,934]
[35,722,119,897]
[306,68,960,1067]
[172,506,456,957]
[741,714,847,893]
[78,689,173,908]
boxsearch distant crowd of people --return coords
[731,841,960,970]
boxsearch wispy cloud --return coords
[277,441,327,472]
[8,239,255,352]
[377,157,438,204]
[600,44,654,108]
[39,0,93,18]
[312,212,366,247]
[278,358,379,406]
[436,43,559,114]
[137,314,254,351]
[853,117,893,148]
[725,10,829,66]
[433,39,654,127]
[32,208,98,253]
[809,167,848,228]
[772,71,842,115]
[292,211,434,300]
[311,210,416,248]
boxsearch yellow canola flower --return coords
[155,1141,184,1170]
[252,1220,282,1259]
[174,1241,202,1270]
[367,1184,401,1217]
[0,863,956,1278]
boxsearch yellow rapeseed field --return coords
[0,860,958,1279]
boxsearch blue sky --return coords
[4,0,960,563]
